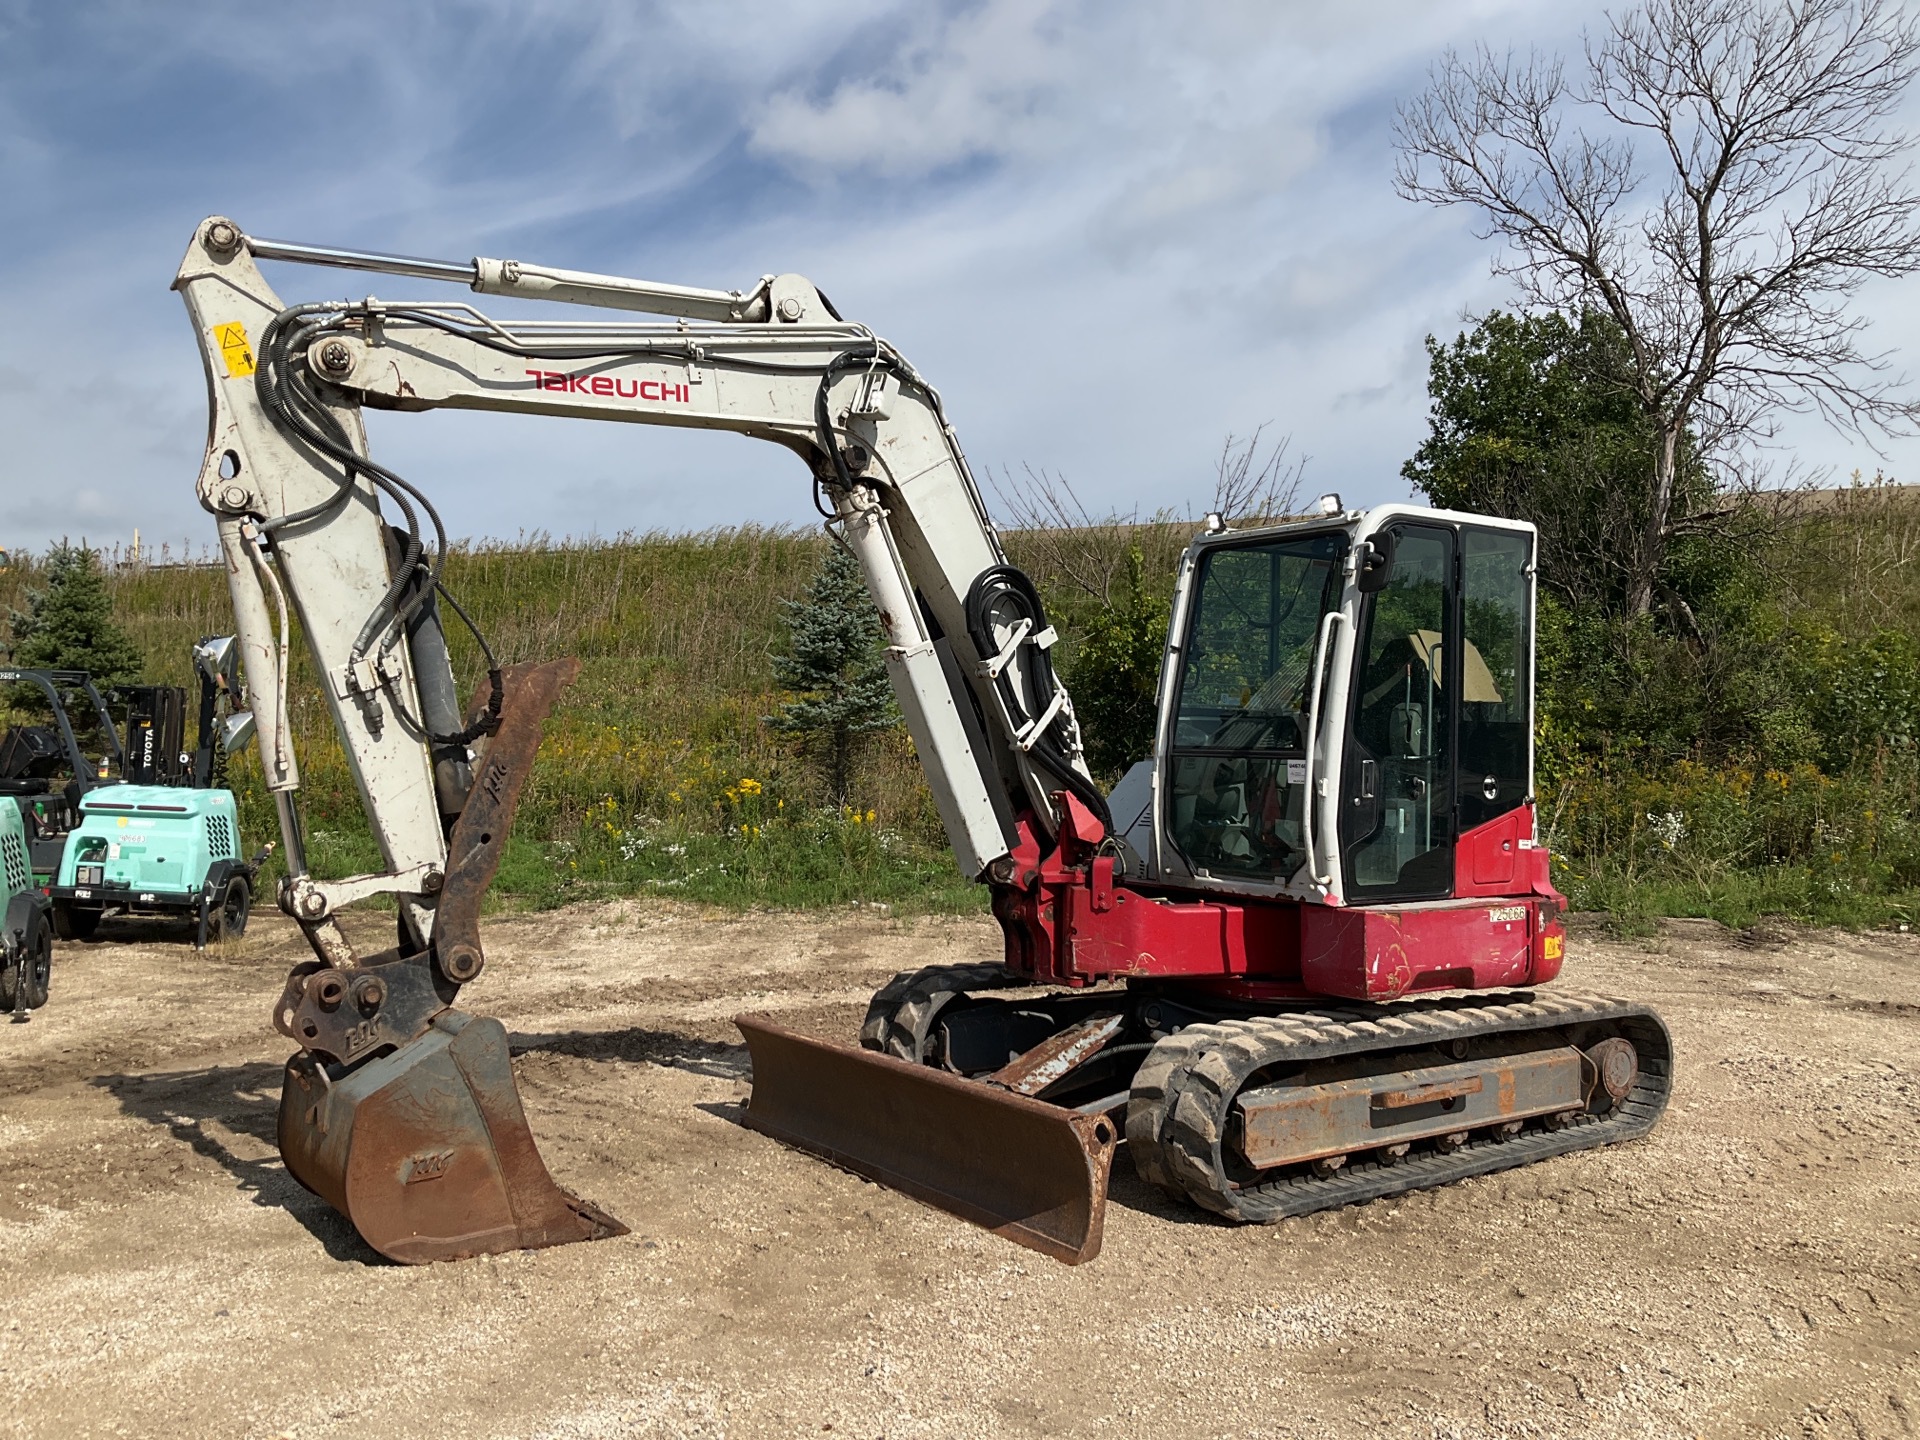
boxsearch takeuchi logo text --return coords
[525,369,690,402]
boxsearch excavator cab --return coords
[1158,509,1537,905]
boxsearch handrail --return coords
[1299,609,1348,891]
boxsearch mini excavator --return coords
[174,217,1670,1265]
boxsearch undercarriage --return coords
[739,964,1672,1262]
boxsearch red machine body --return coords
[993,795,1566,1001]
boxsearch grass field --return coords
[5,490,1919,927]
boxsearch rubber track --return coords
[858,963,1023,1062]
[1129,990,1672,1222]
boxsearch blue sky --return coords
[3,0,1917,554]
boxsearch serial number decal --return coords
[524,369,690,402]
[1487,905,1526,923]
[341,1018,381,1057]
[405,1151,453,1184]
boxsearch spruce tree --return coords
[768,544,897,807]
[7,542,143,684]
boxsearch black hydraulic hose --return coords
[811,343,889,493]
[964,565,1112,835]
[252,304,500,744]
[254,306,437,653]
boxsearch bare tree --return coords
[988,463,1146,606]
[988,428,1306,606]
[1209,426,1309,525]
[1396,0,1920,615]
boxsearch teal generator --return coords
[48,784,256,946]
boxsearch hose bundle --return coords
[964,565,1112,835]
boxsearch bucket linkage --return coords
[272,659,625,1262]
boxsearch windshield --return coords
[1167,531,1347,880]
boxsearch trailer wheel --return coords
[51,904,101,941]
[19,909,51,1009]
[211,875,251,943]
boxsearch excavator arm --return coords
[172,217,1112,1262]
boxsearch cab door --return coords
[1338,521,1536,902]
[1456,527,1534,833]
[1339,523,1456,899]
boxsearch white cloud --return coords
[1,0,1917,558]
[748,0,1075,178]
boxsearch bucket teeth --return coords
[736,1015,1117,1265]
[279,1008,626,1263]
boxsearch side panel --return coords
[0,804,29,901]
[1060,890,1302,982]
[1453,804,1541,896]
[1299,900,1561,1001]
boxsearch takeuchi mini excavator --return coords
[173,216,1670,1265]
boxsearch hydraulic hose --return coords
[964,565,1112,836]
[253,305,501,744]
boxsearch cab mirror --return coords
[1356,533,1396,593]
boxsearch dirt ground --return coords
[0,901,1914,1440]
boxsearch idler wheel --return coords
[1585,1036,1639,1109]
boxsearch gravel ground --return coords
[0,902,1914,1439]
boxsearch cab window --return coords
[1341,524,1455,897]
[1166,531,1346,880]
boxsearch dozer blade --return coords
[736,1016,1117,1265]
[280,1008,627,1263]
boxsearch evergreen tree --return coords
[6,542,143,684]
[767,544,897,806]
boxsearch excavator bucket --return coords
[279,1009,626,1263]
[736,1016,1117,1264]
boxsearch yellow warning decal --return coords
[1542,933,1564,960]
[213,321,255,378]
